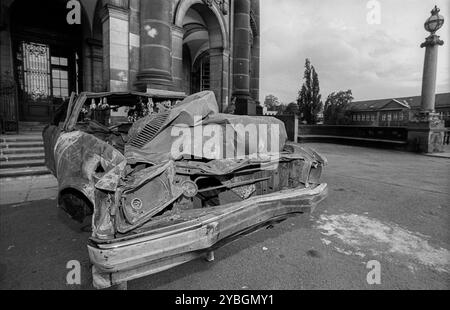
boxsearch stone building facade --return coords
[0,0,260,124]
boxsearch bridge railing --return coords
[298,125,408,142]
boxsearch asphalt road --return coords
[0,143,449,290]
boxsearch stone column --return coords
[250,0,260,104]
[407,6,445,153]
[171,26,185,92]
[137,0,172,90]
[232,0,252,115]
[128,0,140,90]
[420,36,443,112]
[101,2,130,92]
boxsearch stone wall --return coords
[0,2,14,85]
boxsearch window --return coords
[19,42,51,100]
[399,113,403,121]
[382,114,386,121]
[387,113,392,121]
[51,57,69,98]
[51,57,68,66]
[192,51,210,93]
[393,112,398,120]
[371,114,375,121]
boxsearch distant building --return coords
[347,93,450,127]
[316,111,324,124]
[262,106,278,116]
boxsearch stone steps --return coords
[0,133,50,178]
[1,146,45,155]
[0,166,50,179]
[0,141,44,149]
[0,159,46,169]
[0,152,46,162]
[0,134,43,143]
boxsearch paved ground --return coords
[0,143,449,290]
[0,175,57,205]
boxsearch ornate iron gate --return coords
[15,41,53,122]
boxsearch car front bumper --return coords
[88,183,328,289]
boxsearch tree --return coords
[297,59,323,124]
[263,94,285,114]
[274,104,286,115]
[264,94,281,110]
[284,102,299,115]
[323,90,354,125]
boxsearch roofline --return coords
[352,92,449,103]
[348,92,449,111]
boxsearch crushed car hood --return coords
[125,91,288,164]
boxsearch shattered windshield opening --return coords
[78,94,180,127]
[72,93,183,154]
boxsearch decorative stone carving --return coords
[250,10,258,36]
[102,0,129,9]
[420,34,444,48]
[421,6,444,47]
[409,111,443,128]
[202,0,228,15]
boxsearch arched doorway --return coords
[10,0,84,122]
[182,6,212,94]
[175,0,228,108]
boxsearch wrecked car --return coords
[43,90,328,289]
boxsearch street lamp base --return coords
[407,112,446,153]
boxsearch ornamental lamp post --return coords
[408,6,446,153]
[420,5,444,113]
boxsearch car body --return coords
[43,90,328,289]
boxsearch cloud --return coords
[260,0,450,102]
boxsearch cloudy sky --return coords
[260,0,450,103]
